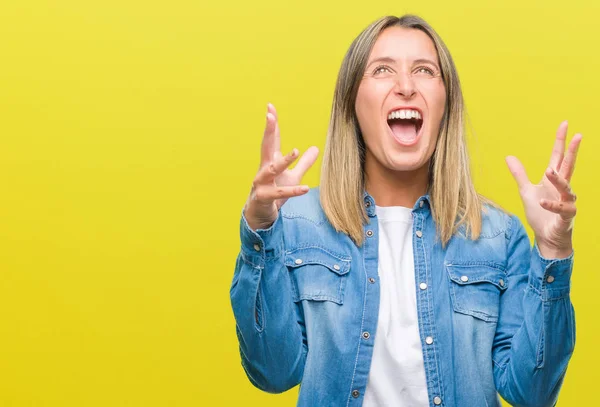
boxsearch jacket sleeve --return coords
[493,214,576,407]
[229,211,308,393]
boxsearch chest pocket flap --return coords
[285,247,351,304]
[446,262,507,322]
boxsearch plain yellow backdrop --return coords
[0,0,598,405]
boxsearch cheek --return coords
[428,82,447,121]
[356,80,392,127]
[419,80,446,117]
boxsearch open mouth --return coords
[386,109,424,145]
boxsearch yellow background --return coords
[0,0,598,405]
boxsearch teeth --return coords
[387,109,422,120]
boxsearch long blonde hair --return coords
[320,15,484,247]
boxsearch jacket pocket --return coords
[446,262,507,322]
[285,246,351,305]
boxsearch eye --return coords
[373,65,393,75]
[415,66,435,76]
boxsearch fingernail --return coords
[299,185,309,192]
[266,112,274,121]
[289,148,298,156]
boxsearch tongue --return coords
[389,121,417,142]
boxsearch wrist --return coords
[243,204,276,231]
[536,240,573,260]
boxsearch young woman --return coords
[230,15,580,407]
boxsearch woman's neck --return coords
[364,160,429,208]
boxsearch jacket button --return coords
[333,264,341,271]
[253,244,261,252]
[295,259,303,265]
[547,275,555,283]
[366,230,374,237]
[419,282,428,290]
[352,390,360,398]
[499,279,505,287]
[362,332,370,339]
[416,230,423,238]
[433,396,442,405]
[368,277,376,284]
[460,275,469,282]
[419,200,424,208]
[425,336,434,345]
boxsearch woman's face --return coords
[355,26,446,175]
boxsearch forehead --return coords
[368,26,439,63]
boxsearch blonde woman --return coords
[230,15,579,407]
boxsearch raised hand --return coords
[244,103,319,231]
[505,121,582,259]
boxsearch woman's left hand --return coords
[505,121,582,259]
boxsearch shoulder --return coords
[480,199,522,239]
[280,187,329,225]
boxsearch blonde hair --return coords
[320,15,486,247]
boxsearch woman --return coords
[230,15,580,407]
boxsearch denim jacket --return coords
[230,188,575,407]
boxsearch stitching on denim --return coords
[240,250,263,269]
[479,227,505,239]
[505,215,513,242]
[346,233,369,407]
[451,305,498,323]
[527,283,542,297]
[422,216,444,403]
[285,245,352,261]
[296,293,343,305]
[288,267,301,303]
[282,212,327,225]
[536,301,546,368]
[492,355,507,370]
[445,261,506,271]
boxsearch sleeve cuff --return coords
[240,210,284,264]
[529,242,574,301]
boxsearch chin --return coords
[386,155,429,173]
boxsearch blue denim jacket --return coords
[230,188,575,407]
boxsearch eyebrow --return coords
[367,56,440,70]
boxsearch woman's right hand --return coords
[244,103,319,231]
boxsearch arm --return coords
[229,103,319,392]
[499,121,582,406]
[493,215,575,407]
[230,211,307,393]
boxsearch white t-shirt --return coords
[363,205,429,407]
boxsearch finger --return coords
[268,103,281,153]
[505,156,531,190]
[539,199,577,221]
[259,105,281,167]
[549,121,568,171]
[290,146,319,178]
[545,167,577,202]
[558,133,582,182]
[252,184,310,203]
[255,148,299,184]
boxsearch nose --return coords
[394,72,417,99]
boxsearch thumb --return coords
[505,156,530,190]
